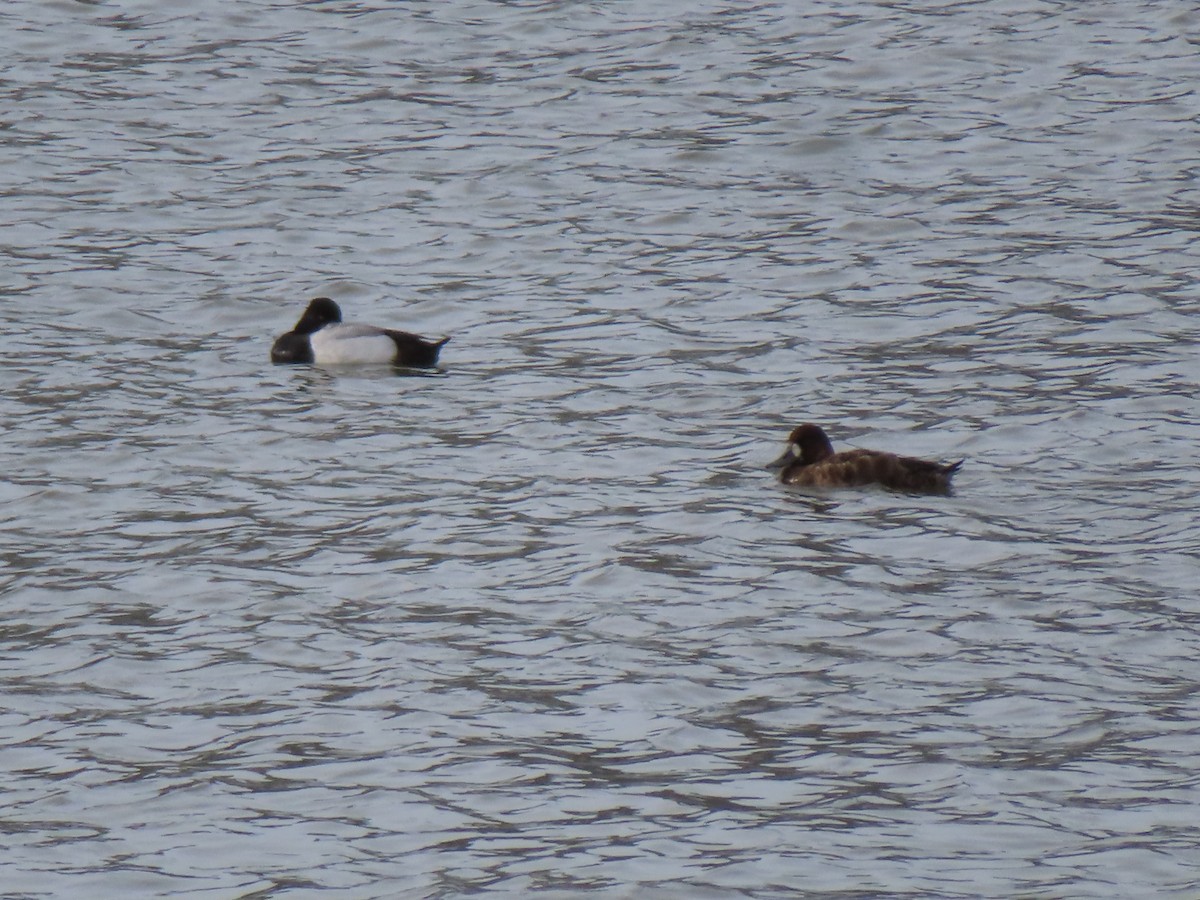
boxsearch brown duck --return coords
[770,423,963,494]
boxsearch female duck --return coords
[271,297,449,367]
[770,423,962,494]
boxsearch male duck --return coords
[770,423,963,494]
[270,297,449,367]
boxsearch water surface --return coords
[3,1,1200,896]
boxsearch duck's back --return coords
[783,449,881,488]
[785,450,959,493]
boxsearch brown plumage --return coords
[770,423,962,494]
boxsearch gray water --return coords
[3,1,1200,897]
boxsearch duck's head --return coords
[769,422,836,469]
[293,297,343,334]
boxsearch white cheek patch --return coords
[310,327,397,364]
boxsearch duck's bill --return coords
[767,447,797,469]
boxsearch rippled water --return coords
[4,0,1200,896]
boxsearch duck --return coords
[270,297,449,367]
[770,423,962,494]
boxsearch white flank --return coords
[310,324,396,364]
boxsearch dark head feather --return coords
[292,297,342,334]
[789,423,836,464]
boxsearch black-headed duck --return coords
[271,297,449,367]
[770,423,962,494]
